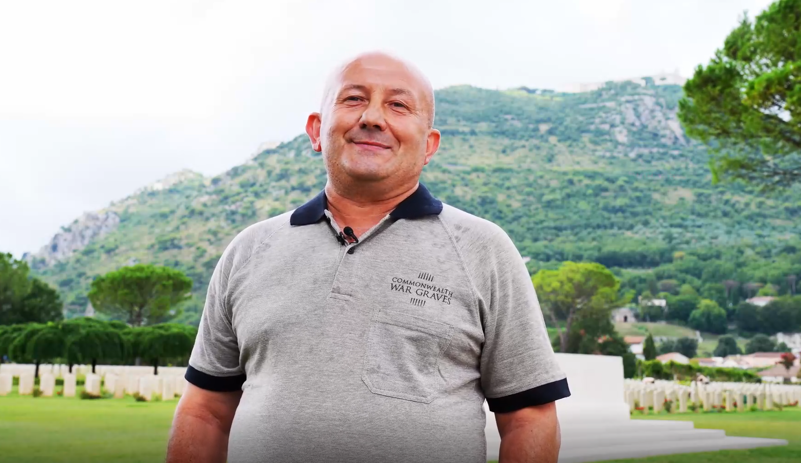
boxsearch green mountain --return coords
[23,81,801,323]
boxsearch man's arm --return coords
[495,402,561,463]
[166,383,242,463]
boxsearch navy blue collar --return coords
[290,183,443,226]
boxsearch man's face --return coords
[307,54,439,188]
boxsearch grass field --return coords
[609,406,801,463]
[0,389,176,463]
[1,389,798,463]
[614,322,697,338]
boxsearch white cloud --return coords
[0,0,776,257]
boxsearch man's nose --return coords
[358,99,387,131]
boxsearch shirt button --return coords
[347,248,355,254]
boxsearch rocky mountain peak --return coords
[23,211,120,269]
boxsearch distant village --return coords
[612,295,801,383]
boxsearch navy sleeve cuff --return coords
[487,377,571,413]
[185,365,246,392]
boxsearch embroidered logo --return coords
[390,272,454,305]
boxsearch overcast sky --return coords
[0,0,775,258]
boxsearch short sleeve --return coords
[186,250,246,392]
[477,229,570,413]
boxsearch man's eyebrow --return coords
[338,84,369,95]
[336,84,416,100]
[387,87,415,99]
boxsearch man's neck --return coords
[325,181,419,237]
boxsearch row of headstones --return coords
[0,364,187,378]
[0,372,188,401]
[624,380,801,414]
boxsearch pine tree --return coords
[643,333,657,361]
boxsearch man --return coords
[167,52,570,463]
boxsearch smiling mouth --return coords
[352,140,391,150]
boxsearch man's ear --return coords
[423,128,441,165]
[306,113,323,152]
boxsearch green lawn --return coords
[0,389,177,463]
[601,406,801,463]
[614,322,697,338]
[2,388,799,463]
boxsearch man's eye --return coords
[391,102,408,109]
[345,96,363,102]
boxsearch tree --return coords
[675,337,699,358]
[643,333,657,361]
[657,279,679,294]
[722,280,740,306]
[88,264,192,327]
[759,297,801,334]
[745,334,776,353]
[133,324,196,375]
[776,341,791,352]
[15,279,63,325]
[701,283,729,314]
[0,253,63,325]
[62,318,128,374]
[666,295,699,323]
[678,0,801,188]
[658,339,677,355]
[714,335,742,357]
[688,299,728,334]
[743,282,764,298]
[9,323,65,379]
[735,302,762,332]
[779,352,796,383]
[0,324,26,363]
[532,262,625,353]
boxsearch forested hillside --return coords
[23,81,801,324]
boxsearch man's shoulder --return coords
[438,203,513,248]
[221,211,293,267]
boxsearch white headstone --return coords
[679,390,687,413]
[0,373,12,396]
[138,376,153,401]
[63,374,76,397]
[175,376,188,397]
[114,375,126,398]
[639,389,648,413]
[85,374,101,395]
[18,375,34,395]
[40,373,55,397]
[125,375,139,395]
[104,374,117,395]
[161,376,175,401]
[653,390,663,414]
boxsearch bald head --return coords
[321,52,436,128]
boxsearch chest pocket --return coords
[361,308,454,404]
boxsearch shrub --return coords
[663,398,674,413]
[32,388,43,398]
[749,404,758,412]
[132,392,147,402]
[80,390,102,400]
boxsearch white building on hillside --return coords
[612,307,637,323]
[656,352,689,365]
[745,296,776,307]
[776,333,801,354]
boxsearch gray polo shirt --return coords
[186,183,570,463]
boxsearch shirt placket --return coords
[324,211,393,297]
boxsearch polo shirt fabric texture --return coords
[186,183,570,463]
